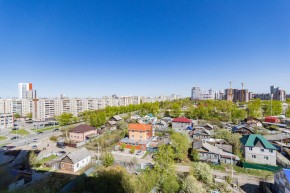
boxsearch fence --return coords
[241,162,281,172]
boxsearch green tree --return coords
[120,143,126,152]
[14,113,21,119]
[262,100,282,116]
[181,175,205,193]
[26,112,32,119]
[56,112,73,126]
[171,103,181,118]
[247,99,262,118]
[102,152,114,167]
[192,162,213,184]
[286,109,290,118]
[191,149,200,162]
[170,132,190,162]
[129,147,135,154]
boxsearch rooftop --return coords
[128,123,152,131]
[240,134,277,150]
[65,147,91,164]
[70,124,96,133]
[172,117,192,123]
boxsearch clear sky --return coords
[0,0,289,98]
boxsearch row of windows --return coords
[131,135,143,139]
[248,147,274,153]
[251,155,269,160]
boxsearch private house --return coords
[203,123,215,130]
[192,140,239,164]
[232,125,254,135]
[240,134,277,165]
[109,115,123,122]
[274,169,290,193]
[172,117,192,130]
[264,134,290,150]
[105,121,117,130]
[244,117,263,127]
[69,124,98,142]
[60,148,91,173]
[118,123,154,151]
[210,139,233,153]
[190,127,213,140]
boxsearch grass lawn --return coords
[0,136,7,141]
[10,129,30,135]
[33,126,58,133]
[210,163,274,178]
[39,154,58,164]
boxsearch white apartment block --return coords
[0,114,14,129]
[0,95,172,121]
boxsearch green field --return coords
[0,136,7,141]
[34,126,58,133]
[39,154,58,164]
[10,129,30,135]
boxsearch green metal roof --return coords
[240,134,277,150]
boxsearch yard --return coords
[10,129,30,135]
[39,154,58,164]
[34,126,58,133]
[0,136,7,141]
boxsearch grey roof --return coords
[65,148,91,164]
[264,134,290,141]
[113,115,122,121]
[193,141,239,160]
[107,121,117,125]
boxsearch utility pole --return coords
[271,94,273,116]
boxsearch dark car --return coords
[53,128,59,132]
[12,127,19,130]
[37,131,44,134]
[11,136,19,140]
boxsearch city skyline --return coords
[0,1,289,97]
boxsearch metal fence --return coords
[241,162,281,172]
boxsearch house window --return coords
[140,136,142,138]
[249,147,253,151]
[269,150,273,153]
[132,135,134,138]
[77,163,79,168]
[252,155,256,158]
[264,156,269,160]
[261,149,264,152]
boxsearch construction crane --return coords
[229,81,233,102]
[241,82,246,102]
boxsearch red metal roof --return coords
[172,117,192,123]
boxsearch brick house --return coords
[69,124,98,142]
[118,123,153,151]
[240,134,277,165]
[60,148,91,173]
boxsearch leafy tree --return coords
[56,112,73,126]
[286,109,290,118]
[262,100,282,116]
[26,112,32,119]
[120,143,126,152]
[231,106,247,124]
[159,174,180,193]
[192,162,213,184]
[129,147,135,154]
[102,152,114,167]
[181,175,205,193]
[171,103,181,118]
[191,149,200,162]
[214,129,231,141]
[29,151,40,167]
[170,132,190,162]
[247,99,262,118]
[14,113,21,119]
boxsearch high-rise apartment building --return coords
[270,85,286,102]
[191,86,202,100]
[18,83,36,99]
[225,89,249,102]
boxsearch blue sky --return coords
[0,0,289,98]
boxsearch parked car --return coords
[37,131,44,134]
[33,139,37,142]
[53,128,59,132]
[11,136,19,140]
[12,127,19,130]
[136,150,142,155]
[32,145,37,149]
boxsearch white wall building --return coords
[0,114,14,129]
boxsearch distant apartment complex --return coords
[253,85,286,102]
[191,86,224,100]
[0,95,179,122]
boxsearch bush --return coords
[50,135,58,141]
[129,147,135,154]
[192,162,213,184]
